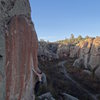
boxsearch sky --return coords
[29,0,100,42]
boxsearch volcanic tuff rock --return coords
[0,0,39,100]
[61,93,79,100]
[37,92,55,100]
[69,46,80,58]
[89,37,100,68]
[57,44,70,58]
[77,38,94,68]
[38,37,100,78]
[38,41,58,61]
[74,37,100,78]
[73,57,84,68]
[89,37,100,77]
[38,42,78,61]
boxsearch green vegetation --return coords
[57,34,90,45]
[39,34,92,45]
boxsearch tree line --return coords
[57,34,90,45]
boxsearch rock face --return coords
[37,92,55,100]
[77,38,94,57]
[77,38,94,68]
[69,46,80,58]
[61,93,79,100]
[73,58,84,68]
[5,15,38,100]
[0,0,39,100]
[38,42,80,61]
[38,42,78,61]
[57,44,70,58]
[73,37,100,78]
[89,37,100,77]
[38,41,58,61]
[38,37,100,78]
[89,37,100,68]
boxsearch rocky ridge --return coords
[37,37,100,100]
[38,37,100,79]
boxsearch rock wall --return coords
[75,38,94,68]
[0,0,39,100]
[73,37,100,78]
[57,44,70,58]
[38,41,58,61]
[38,37,100,78]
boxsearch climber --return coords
[32,68,47,95]
[31,54,42,82]
[32,68,42,82]
[31,53,46,95]
[32,68,43,95]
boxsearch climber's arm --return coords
[32,68,42,82]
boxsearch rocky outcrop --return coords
[77,38,94,68]
[57,44,70,58]
[57,44,80,59]
[38,41,58,61]
[89,37,100,77]
[38,42,79,61]
[69,46,80,58]
[0,0,39,100]
[61,93,79,100]
[95,66,100,78]
[73,57,84,68]
[38,41,81,61]
[73,37,100,78]
[38,37,100,78]
[37,92,55,100]
[77,38,94,57]
[89,37,100,68]
[38,37,100,79]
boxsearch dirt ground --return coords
[38,58,100,100]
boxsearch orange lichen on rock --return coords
[5,15,39,100]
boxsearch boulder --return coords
[73,37,100,78]
[77,38,94,68]
[69,46,80,58]
[57,44,80,59]
[61,93,79,100]
[37,92,55,100]
[95,66,100,78]
[38,41,58,61]
[77,38,94,57]
[82,70,92,76]
[57,44,70,58]
[73,58,84,68]
[89,37,100,69]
